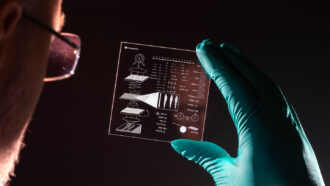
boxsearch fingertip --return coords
[196,39,222,80]
[170,139,203,156]
[196,39,217,52]
[170,139,180,149]
[220,42,241,54]
[170,139,193,149]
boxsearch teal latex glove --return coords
[171,39,325,186]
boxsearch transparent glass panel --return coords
[109,42,210,142]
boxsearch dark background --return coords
[12,1,329,186]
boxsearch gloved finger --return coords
[219,43,270,90]
[220,43,288,106]
[171,139,236,185]
[196,39,258,126]
[171,139,232,169]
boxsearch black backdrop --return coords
[12,1,329,186]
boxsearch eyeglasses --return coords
[22,11,81,82]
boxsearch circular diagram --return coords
[179,126,187,133]
[191,114,199,122]
[135,53,145,64]
[175,112,184,120]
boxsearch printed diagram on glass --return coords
[109,42,210,142]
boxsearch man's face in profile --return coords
[0,0,65,184]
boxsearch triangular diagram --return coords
[136,92,160,108]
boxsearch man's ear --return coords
[0,1,22,40]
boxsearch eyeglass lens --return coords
[44,33,81,82]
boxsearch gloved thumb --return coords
[171,139,232,171]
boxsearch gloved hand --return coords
[170,39,325,186]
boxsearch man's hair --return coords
[0,0,36,8]
[20,0,38,11]
[0,0,37,12]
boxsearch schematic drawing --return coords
[120,92,179,111]
[109,42,211,142]
[117,53,181,134]
[172,122,199,134]
[116,53,148,134]
[174,112,199,122]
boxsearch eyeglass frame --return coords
[22,11,79,50]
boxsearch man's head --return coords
[0,0,64,184]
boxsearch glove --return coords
[170,39,325,186]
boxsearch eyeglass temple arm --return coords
[22,11,79,49]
